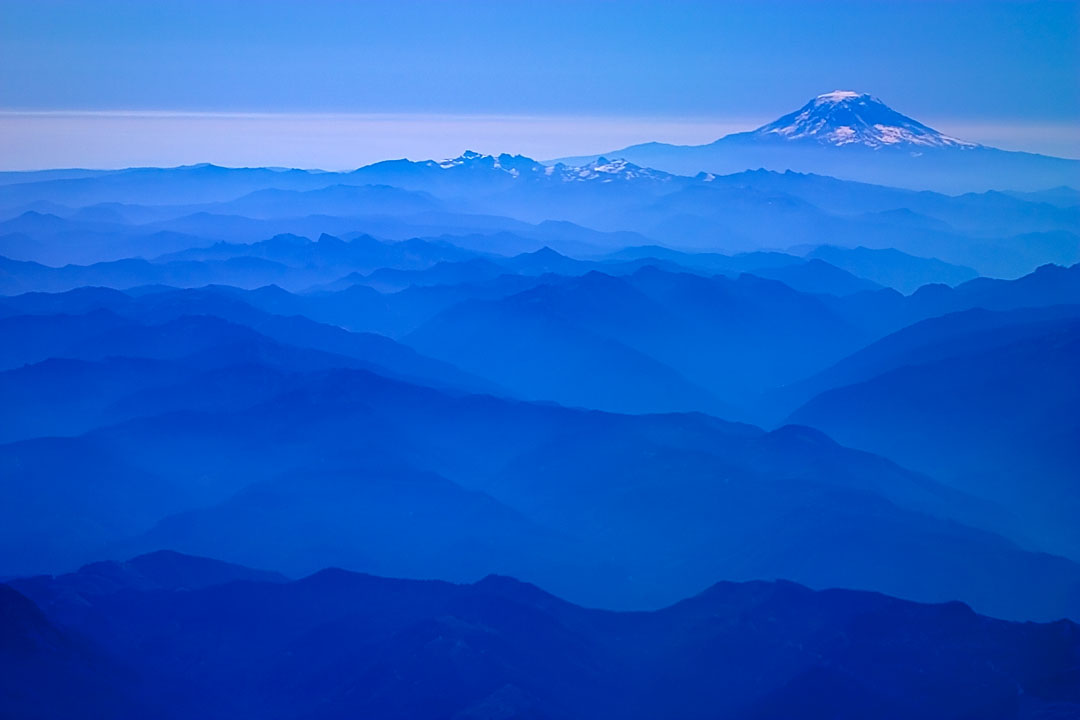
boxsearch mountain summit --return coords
[753,91,977,150]
[554,91,1079,192]
[354,150,677,187]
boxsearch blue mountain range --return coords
[2,89,1078,719]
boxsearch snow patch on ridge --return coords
[433,151,676,183]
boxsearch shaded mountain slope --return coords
[789,315,1080,560]
[806,245,978,293]
[775,304,1080,415]
[3,365,1079,620]
[6,557,1079,719]
[0,585,147,720]
[407,268,871,415]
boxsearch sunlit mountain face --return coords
[3,1,1079,718]
[752,90,977,149]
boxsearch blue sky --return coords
[1,0,1077,167]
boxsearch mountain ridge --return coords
[553,91,1080,192]
[5,551,1078,720]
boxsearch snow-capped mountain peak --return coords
[555,157,675,183]
[753,91,977,150]
[436,151,543,177]
[430,151,675,184]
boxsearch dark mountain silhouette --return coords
[3,364,1079,620]
[0,297,506,447]
[789,313,1080,561]
[0,356,193,442]
[0,585,147,720]
[0,434,197,575]
[0,308,132,369]
[0,211,224,265]
[204,183,443,219]
[810,262,1080,349]
[0,285,134,317]
[1006,185,1080,207]
[296,272,562,336]
[0,164,340,212]
[407,271,734,414]
[103,285,495,391]
[353,257,509,292]
[4,262,1076,421]
[158,231,477,272]
[0,253,299,294]
[405,267,874,414]
[0,288,490,382]
[775,305,1080,414]
[907,261,1080,314]
[806,245,978,293]
[747,258,881,295]
[1,235,898,300]
[604,245,804,272]
[127,462,591,591]
[5,555,1079,719]
[12,550,286,611]
[651,168,1078,239]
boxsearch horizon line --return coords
[1,111,1077,170]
